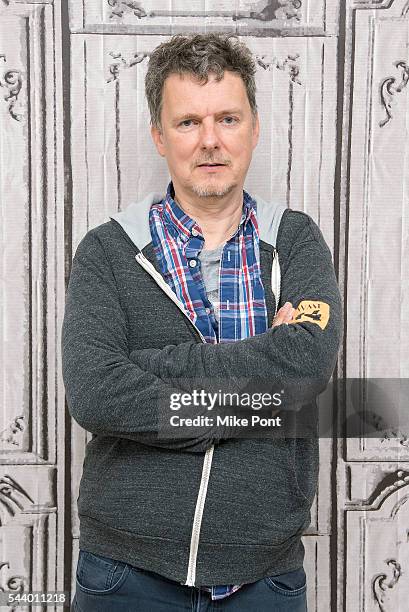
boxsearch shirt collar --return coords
[162,181,258,240]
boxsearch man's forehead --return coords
[162,71,248,115]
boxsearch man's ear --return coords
[151,124,166,158]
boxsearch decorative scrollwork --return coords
[0,70,22,120]
[373,559,401,612]
[273,0,303,21]
[0,475,34,525]
[0,415,25,446]
[353,470,409,509]
[232,0,302,22]
[105,50,302,86]
[380,427,409,446]
[108,0,147,19]
[107,0,302,23]
[255,53,302,85]
[379,60,409,127]
[106,51,149,83]
[0,561,26,612]
[0,56,23,122]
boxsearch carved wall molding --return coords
[106,51,149,83]
[352,383,409,445]
[233,0,303,22]
[105,50,302,86]
[0,515,54,609]
[108,0,147,20]
[352,0,397,8]
[0,562,27,612]
[0,561,26,594]
[0,563,26,592]
[0,416,25,447]
[107,0,303,23]
[272,0,303,21]
[352,0,409,14]
[373,559,401,612]
[353,0,409,12]
[255,53,302,84]
[379,60,409,127]
[381,431,409,446]
[0,476,34,525]
[347,470,409,509]
[0,55,23,122]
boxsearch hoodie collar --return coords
[109,185,286,251]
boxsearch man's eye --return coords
[179,117,238,127]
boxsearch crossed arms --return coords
[61,212,342,453]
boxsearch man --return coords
[63,33,342,611]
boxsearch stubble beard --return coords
[190,179,237,199]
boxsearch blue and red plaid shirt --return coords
[149,181,268,344]
[149,181,269,600]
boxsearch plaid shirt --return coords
[149,182,268,344]
[149,181,268,600]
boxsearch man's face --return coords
[150,70,259,200]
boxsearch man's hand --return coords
[272,301,296,328]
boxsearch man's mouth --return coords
[198,163,226,167]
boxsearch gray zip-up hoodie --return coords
[61,191,342,587]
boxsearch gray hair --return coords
[145,33,258,132]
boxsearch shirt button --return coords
[191,228,199,237]
[205,307,211,314]
[189,259,197,268]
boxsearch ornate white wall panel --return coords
[0,2,64,461]
[11,0,409,609]
[334,2,409,610]
[69,30,339,607]
[68,0,339,35]
[345,471,409,611]
[346,0,409,461]
[0,514,57,608]
[0,0,65,607]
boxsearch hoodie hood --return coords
[110,190,286,316]
[109,191,287,252]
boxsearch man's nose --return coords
[198,119,221,148]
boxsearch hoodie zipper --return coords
[134,247,280,586]
[134,251,215,587]
[271,247,280,317]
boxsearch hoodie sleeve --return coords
[129,211,343,406]
[62,229,230,453]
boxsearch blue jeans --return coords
[72,550,308,611]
